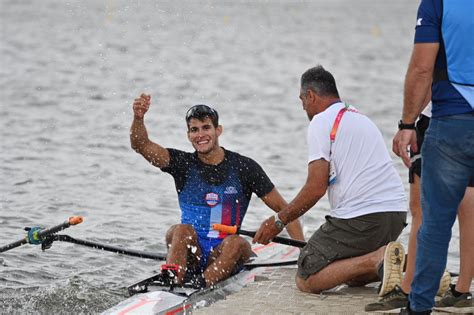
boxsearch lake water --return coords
[0,0,462,313]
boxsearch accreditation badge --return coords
[328,159,337,185]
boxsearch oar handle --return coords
[212,224,238,234]
[38,216,84,238]
[212,224,307,248]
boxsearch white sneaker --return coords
[378,242,405,297]
[437,269,451,297]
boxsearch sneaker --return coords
[365,285,408,311]
[435,284,473,308]
[399,304,432,315]
[436,269,451,297]
[378,242,405,297]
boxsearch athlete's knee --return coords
[166,224,197,245]
[221,235,251,260]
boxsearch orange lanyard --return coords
[330,104,359,143]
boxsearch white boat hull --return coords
[103,243,299,315]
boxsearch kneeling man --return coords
[254,66,407,295]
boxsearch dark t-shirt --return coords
[161,148,274,239]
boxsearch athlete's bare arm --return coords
[130,93,170,168]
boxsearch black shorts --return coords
[296,212,407,280]
[408,115,430,183]
[409,114,474,187]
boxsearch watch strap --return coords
[398,120,416,130]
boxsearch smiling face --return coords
[187,117,222,154]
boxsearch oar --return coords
[1,217,167,261]
[244,259,298,268]
[215,225,463,280]
[212,224,307,248]
[51,234,167,261]
[0,216,84,253]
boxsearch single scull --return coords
[103,242,300,315]
[0,218,302,315]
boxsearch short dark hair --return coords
[185,104,219,128]
[301,65,340,98]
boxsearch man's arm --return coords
[253,159,329,244]
[260,188,305,241]
[392,43,439,167]
[130,94,170,168]
[402,43,439,123]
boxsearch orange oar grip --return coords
[212,224,237,234]
[68,216,84,226]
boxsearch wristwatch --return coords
[398,120,416,130]
[273,213,286,231]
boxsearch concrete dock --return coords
[194,267,473,315]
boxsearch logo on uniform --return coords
[417,18,423,26]
[205,192,220,206]
[224,186,237,194]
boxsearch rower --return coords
[130,94,304,288]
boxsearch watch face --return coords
[275,220,285,230]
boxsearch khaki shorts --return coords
[297,212,407,280]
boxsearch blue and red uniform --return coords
[161,148,274,267]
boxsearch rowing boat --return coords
[0,218,303,315]
[102,242,300,315]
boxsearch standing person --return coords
[130,94,304,288]
[253,66,408,294]
[392,0,474,313]
[366,103,474,312]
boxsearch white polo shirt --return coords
[307,102,407,219]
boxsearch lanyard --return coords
[330,103,359,143]
[329,104,359,155]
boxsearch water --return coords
[0,0,462,313]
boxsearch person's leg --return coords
[401,171,470,296]
[409,116,474,312]
[345,273,380,287]
[296,212,406,294]
[203,235,253,287]
[402,115,427,294]
[456,186,474,293]
[401,175,423,294]
[295,246,385,293]
[435,186,474,308]
[165,224,202,283]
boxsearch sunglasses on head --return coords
[185,104,219,126]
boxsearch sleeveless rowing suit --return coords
[161,148,274,267]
